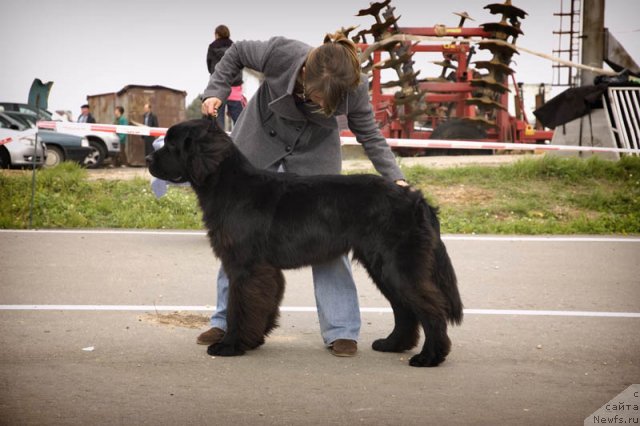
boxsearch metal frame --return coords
[604,87,640,153]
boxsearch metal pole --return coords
[29,133,39,229]
[29,99,42,229]
[580,0,605,86]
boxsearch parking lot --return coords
[1,230,639,425]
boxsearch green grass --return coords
[401,155,640,234]
[0,163,202,230]
[1,156,639,234]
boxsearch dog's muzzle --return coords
[146,154,187,184]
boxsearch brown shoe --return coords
[329,339,357,357]
[196,327,225,345]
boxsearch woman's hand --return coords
[202,97,223,117]
[395,179,419,192]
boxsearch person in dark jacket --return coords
[77,104,96,124]
[142,103,159,156]
[206,25,244,127]
[198,32,409,358]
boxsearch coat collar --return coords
[267,53,307,122]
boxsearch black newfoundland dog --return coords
[147,119,463,367]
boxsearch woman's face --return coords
[307,93,325,109]
[301,66,326,109]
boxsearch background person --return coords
[77,104,96,123]
[142,103,159,156]
[113,106,128,167]
[198,32,409,358]
[206,24,244,128]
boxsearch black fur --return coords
[148,119,463,367]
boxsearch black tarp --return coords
[534,71,640,129]
[533,85,606,129]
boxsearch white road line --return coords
[443,235,640,243]
[1,229,639,243]
[0,305,638,318]
[463,309,640,318]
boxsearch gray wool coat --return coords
[201,36,404,181]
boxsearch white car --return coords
[0,127,46,168]
[55,127,120,169]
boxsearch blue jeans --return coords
[209,164,361,345]
[210,256,361,345]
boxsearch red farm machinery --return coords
[341,0,554,155]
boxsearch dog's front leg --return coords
[207,264,275,357]
[207,333,246,357]
[207,274,247,357]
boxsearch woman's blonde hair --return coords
[304,31,361,117]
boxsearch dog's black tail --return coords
[418,198,464,326]
[434,236,463,325]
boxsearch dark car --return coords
[0,112,91,167]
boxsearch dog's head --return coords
[147,118,233,186]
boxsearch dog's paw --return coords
[372,338,405,353]
[408,350,447,367]
[409,335,451,367]
[207,342,246,357]
[371,337,415,352]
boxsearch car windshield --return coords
[18,106,53,120]
[0,113,28,130]
[5,113,35,129]
[0,103,53,121]
[0,115,13,129]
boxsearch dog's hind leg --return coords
[354,252,420,352]
[359,249,451,366]
[371,301,420,353]
[207,263,283,357]
[388,282,450,367]
[409,316,451,367]
[402,272,452,367]
[391,276,452,367]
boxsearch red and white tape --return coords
[36,121,640,155]
[37,121,166,138]
[341,137,640,154]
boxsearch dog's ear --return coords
[184,136,208,186]
[183,119,232,186]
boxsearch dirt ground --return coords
[139,311,210,329]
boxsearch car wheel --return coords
[0,147,10,169]
[85,140,106,168]
[44,146,64,168]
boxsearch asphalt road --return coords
[1,230,639,425]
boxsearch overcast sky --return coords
[1,0,638,118]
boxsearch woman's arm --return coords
[202,39,275,101]
[346,77,405,182]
